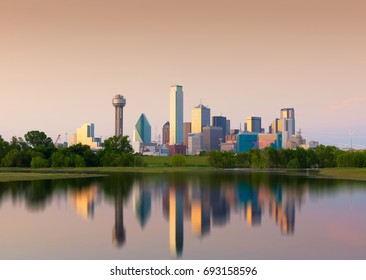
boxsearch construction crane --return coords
[54,134,61,146]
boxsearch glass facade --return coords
[134,113,151,143]
[192,104,210,133]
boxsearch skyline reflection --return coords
[0,172,365,259]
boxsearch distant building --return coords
[68,123,102,150]
[188,133,203,155]
[191,103,210,133]
[236,133,259,153]
[220,142,236,152]
[112,94,126,136]
[225,133,238,143]
[162,121,170,145]
[280,108,295,134]
[286,129,306,149]
[258,134,282,150]
[269,118,280,134]
[212,116,227,141]
[280,108,295,148]
[246,116,262,133]
[169,85,184,144]
[183,122,191,147]
[226,119,231,136]
[168,144,186,156]
[133,113,151,143]
[281,118,294,148]
[236,132,282,153]
[203,126,223,151]
[133,142,169,156]
[230,129,240,135]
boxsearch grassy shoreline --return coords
[318,168,366,181]
[0,172,106,182]
[1,167,366,182]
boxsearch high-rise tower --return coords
[112,94,126,137]
[169,85,183,144]
[191,103,210,133]
[280,108,295,135]
[133,113,151,143]
[246,116,262,133]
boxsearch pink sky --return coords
[0,0,365,146]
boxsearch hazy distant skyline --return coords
[1,0,365,146]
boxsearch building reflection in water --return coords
[100,173,302,256]
[69,184,101,220]
[190,187,210,237]
[237,182,262,226]
[113,190,126,247]
[169,186,184,257]
[133,187,152,229]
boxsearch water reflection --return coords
[0,171,365,259]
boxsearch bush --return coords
[30,157,49,168]
[3,149,24,167]
[171,154,186,167]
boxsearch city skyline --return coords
[1,0,365,146]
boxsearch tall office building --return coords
[112,94,126,137]
[169,85,183,144]
[269,118,281,134]
[226,119,231,136]
[162,121,170,145]
[280,108,295,149]
[68,123,102,150]
[183,122,191,147]
[169,187,184,257]
[188,133,203,155]
[212,116,227,141]
[246,116,262,133]
[191,103,210,133]
[203,126,223,151]
[280,108,295,135]
[133,113,151,143]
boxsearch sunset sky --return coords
[1,0,365,146]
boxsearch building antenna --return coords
[349,131,354,150]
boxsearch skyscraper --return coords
[203,126,223,151]
[133,113,151,143]
[191,103,210,133]
[169,85,183,144]
[280,108,295,135]
[112,94,126,137]
[162,121,170,145]
[183,122,191,147]
[246,116,262,133]
[68,123,102,150]
[280,108,295,148]
[212,116,227,141]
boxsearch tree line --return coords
[0,131,144,168]
[207,146,366,169]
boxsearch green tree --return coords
[262,147,279,168]
[51,151,72,167]
[24,131,54,148]
[171,154,187,167]
[236,153,251,168]
[0,137,10,163]
[73,155,86,167]
[30,157,49,168]
[3,149,24,167]
[104,136,133,153]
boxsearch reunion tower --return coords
[112,94,126,136]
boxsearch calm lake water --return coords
[0,171,366,260]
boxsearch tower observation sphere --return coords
[112,94,126,137]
